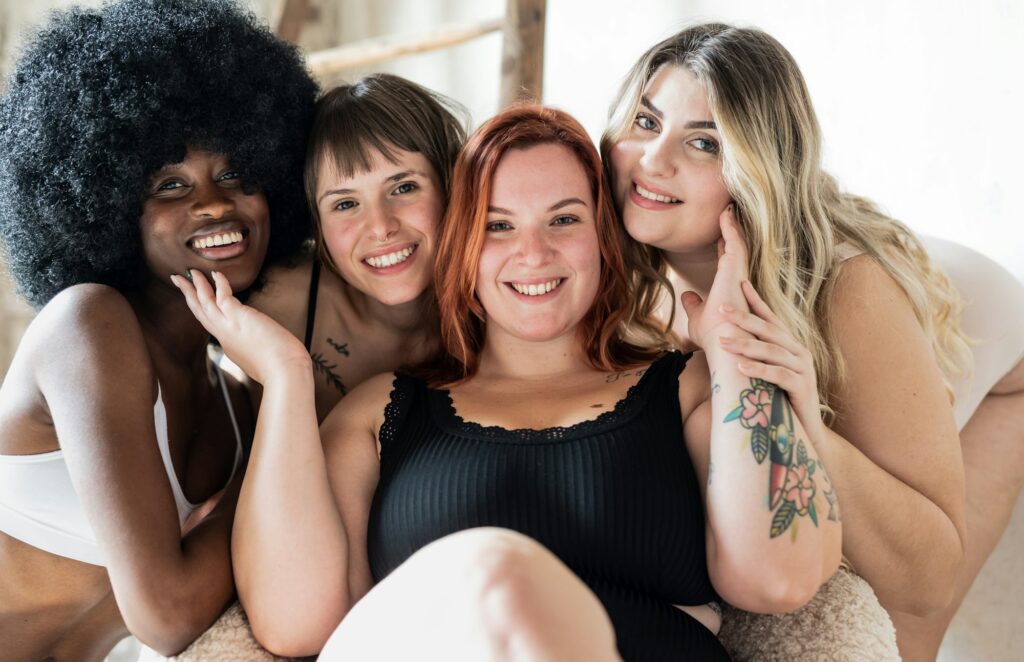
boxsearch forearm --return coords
[107,480,238,654]
[703,328,842,612]
[814,428,964,614]
[233,364,350,645]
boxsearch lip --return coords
[628,178,683,210]
[186,222,252,261]
[361,241,420,275]
[504,276,566,301]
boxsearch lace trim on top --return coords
[429,351,691,444]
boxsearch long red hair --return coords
[425,105,666,385]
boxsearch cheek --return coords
[320,223,358,269]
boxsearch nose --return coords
[367,203,401,243]
[638,134,676,179]
[191,180,235,219]
[515,226,554,267]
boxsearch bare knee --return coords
[418,528,618,661]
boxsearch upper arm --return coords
[33,287,194,608]
[829,257,966,538]
[678,351,712,489]
[320,372,393,605]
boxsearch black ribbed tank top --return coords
[368,351,730,660]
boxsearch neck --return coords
[344,280,437,359]
[477,327,587,382]
[663,247,719,299]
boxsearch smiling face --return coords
[476,143,600,345]
[315,146,442,306]
[140,149,270,291]
[609,64,733,257]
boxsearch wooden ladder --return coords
[270,0,547,106]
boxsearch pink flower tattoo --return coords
[782,464,816,515]
[738,386,772,429]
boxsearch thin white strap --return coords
[153,384,196,517]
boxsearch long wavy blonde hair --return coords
[601,23,971,420]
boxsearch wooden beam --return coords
[307,18,505,79]
[271,0,311,44]
[500,0,546,106]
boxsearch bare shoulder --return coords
[247,254,315,337]
[30,284,152,379]
[831,254,915,319]
[320,371,401,447]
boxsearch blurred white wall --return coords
[543,0,1024,282]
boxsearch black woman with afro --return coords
[0,0,316,657]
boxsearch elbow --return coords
[876,538,963,617]
[719,572,823,614]
[711,547,838,614]
[247,607,331,658]
[126,606,214,657]
[879,568,959,617]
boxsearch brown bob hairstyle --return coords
[427,105,669,386]
[304,74,467,276]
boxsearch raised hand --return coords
[171,269,310,385]
[717,280,826,443]
[680,205,751,348]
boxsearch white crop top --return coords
[0,368,243,566]
[836,236,1024,429]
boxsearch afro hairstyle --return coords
[0,0,319,307]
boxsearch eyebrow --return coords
[487,197,588,215]
[317,170,429,203]
[640,96,717,130]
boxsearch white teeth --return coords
[365,246,415,268]
[193,231,244,249]
[635,183,680,204]
[510,279,562,296]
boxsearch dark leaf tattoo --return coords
[770,500,797,538]
[326,337,350,356]
[311,352,348,395]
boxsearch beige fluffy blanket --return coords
[718,563,900,661]
[139,602,310,662]
[145,564,897,660]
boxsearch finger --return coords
[188,269,226,322]
[735,360,802,394]
[719,204,747,259]
[720,306,806,358]
[210,270,237,309]
[171,274,214,329]
[680,290,703,317]
[741,280,782,326]
[718,336,803,373]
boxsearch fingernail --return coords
[737,362,752,371]
[185,269,194,282]
[718,336,734,345]
[720,304,734,313]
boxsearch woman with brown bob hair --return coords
[175,105,840,659]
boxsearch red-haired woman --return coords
[174,106,841,660]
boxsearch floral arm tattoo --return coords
[724,378,839,538]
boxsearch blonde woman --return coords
[602,23,1024,661]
